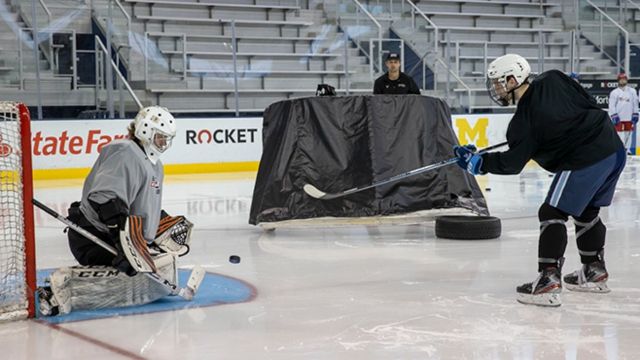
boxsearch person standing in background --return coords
[608,73,638,154]
[373,53,421,95]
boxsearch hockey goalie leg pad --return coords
[121,215,158,273]
[50,265,174,312]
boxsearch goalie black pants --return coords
[67,201,118,267]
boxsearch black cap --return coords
[386,52,400,61]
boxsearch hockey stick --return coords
[303,141,509,200]
[623,129,633,153]
[32,199,205,301]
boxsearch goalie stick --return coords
[303,141,509,200]
[32,199,205,301]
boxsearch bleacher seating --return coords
[0,0,630,114]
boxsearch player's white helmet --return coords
[133,106,176,165]
[486,54,531,106]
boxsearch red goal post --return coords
[0,102,36,320]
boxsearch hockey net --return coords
[0,102,35,321]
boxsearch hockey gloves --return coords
[611,113,621,125]
[114,215,158,277]
[633,113,639,125]
[154,210,193,256]
[454,144,485,175]
[454,145,476,167]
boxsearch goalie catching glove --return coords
[153,210,193,256]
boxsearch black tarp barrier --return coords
[249,95,488,225]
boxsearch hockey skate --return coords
[36,287,60,316]
[37,269,72,316]
[516,261,563,307]
[564,251,610,293]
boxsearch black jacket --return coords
[482,70,623,174]
[373,72,421,95]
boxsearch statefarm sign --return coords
[31,118,263,170]
[33,129,128,156]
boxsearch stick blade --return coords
[179,266,206,301]
[303,184,328,199]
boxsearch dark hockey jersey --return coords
[482,70,623,174]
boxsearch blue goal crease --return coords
[35,269,256,324]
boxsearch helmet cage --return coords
[487,76,511,106]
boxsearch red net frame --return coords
[20,103,36,318]
[0,102,36,320]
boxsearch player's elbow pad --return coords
[89,198,129,229]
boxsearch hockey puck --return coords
[229,255,241,264]
[485,187,491,191]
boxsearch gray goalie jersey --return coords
[79,139,164,242]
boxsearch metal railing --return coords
[337,0,383,80]
[144,19,364,115]
[16,0,52,28]
[404,0,439,59]
[35,0,51,25]
[95,35,142,117]
[582,0,630,75]
[619,0,640,33]
[432,57,472,111]
[449,32,576,79]
[90,0,132,67]
[17,28,78,89]
[401,1,473,109]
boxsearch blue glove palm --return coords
[611,113,621,125]
[453,144,485,175]
[454,145,477,167]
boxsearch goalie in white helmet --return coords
[37,106,194,316]
[454,54,625,307]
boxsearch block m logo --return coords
[455,118,489,148]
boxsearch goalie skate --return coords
[37,269,72,316]
[37,287,59,316]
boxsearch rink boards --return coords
[29,114,637,179]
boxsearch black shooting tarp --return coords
[249,95,488,225]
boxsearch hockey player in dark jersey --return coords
[37,106,194,316]
[454,54,626,307]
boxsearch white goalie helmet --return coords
[133,106,176,164]
[486,54,531,106]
